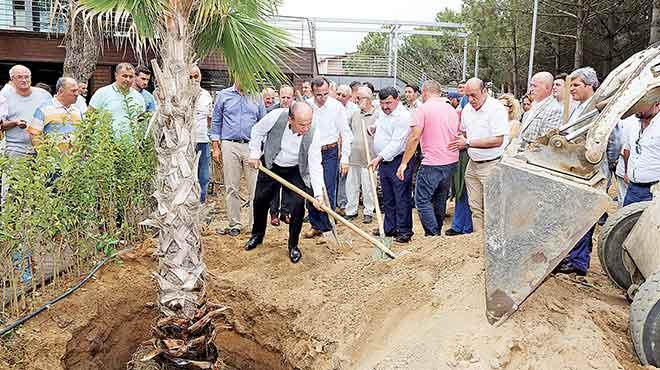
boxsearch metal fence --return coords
[0,1,312,48]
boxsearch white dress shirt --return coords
[344,101,359,124]
[312,97,353,164]
[616,116,639,178]
[373,103,411,162]
[461,96,509,161]
[623,114,660,183]
[195,88,213,143]
[249,108,325,197]
[75,95,88,114]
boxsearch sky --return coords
[279,0,462,56]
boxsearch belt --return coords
[473,156,501,164]
[382,154,403,164]
[321,142,338,151]
[223,138,249,144]
[631,181,658,188]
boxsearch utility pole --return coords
[462,37,468,81]
[474,36,479,79]
[527,0,539,87]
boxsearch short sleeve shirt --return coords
[195,89,213,143]
[0,86,52,155]
[413,97,460,166]
[624,115,660,183]
[89,84,146,137]
[461,97,509,161]
[28,98,82,150]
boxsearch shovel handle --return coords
[258,164,396,258]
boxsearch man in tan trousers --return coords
[211,80,266,236]
[448,78,509,231]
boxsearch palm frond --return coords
[194,6,290,92]
[76,0,168,41]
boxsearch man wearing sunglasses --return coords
[622,93,660,206]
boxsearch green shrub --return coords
[0,105,156,314]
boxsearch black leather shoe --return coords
[553,261,587,277]
[345,213,358,221]
[445,228,463,236]
[394,235,411,243]
[288,245,302,263]
[244,235,263,251]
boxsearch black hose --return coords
[1,254,113,337]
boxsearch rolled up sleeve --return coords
[210,92,223,141]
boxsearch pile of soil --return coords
[0,196,649,370]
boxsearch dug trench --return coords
[0,213,649,370]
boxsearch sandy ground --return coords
[0,189,653,370]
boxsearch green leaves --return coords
[195,6,289,92]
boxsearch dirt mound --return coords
[0,199,647,370]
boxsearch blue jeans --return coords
[564,225,595,273]
[451,190,473,234]
[415,163,457,235]
[379,154,416,237]
[623,182,655,206]
[307,146,338,232]
[196,143,211,203]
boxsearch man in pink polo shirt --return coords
[397,80,460,236]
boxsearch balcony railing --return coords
[0,2,313,48]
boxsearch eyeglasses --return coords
[13,75,31,81]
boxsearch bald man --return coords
[448,78,509,231]
[190,65,214,203]
[518,71,562,149]
[246,102,325,263]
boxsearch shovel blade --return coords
[484,159,610,325]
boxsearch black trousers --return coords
[252,164,311,247]
[269,185,291,217]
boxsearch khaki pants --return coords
[221,140,257,230]
[465,159,499,232]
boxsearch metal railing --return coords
[0,2,312,48]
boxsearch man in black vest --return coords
[245,102,325,263]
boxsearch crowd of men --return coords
[1,62,658,269]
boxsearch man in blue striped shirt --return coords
[211,80,266,236]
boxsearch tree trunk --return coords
[142,11,223,367]
[651,0,660,45]
[511,15,519,97]
[62,10,101,83]
[574,0,584,69]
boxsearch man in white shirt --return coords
[448,78,508,232]
[335,84,359,214]
[369,87,415,243]
[190,66,213,203]
[622,97,660,206]
[554,67,600,277]
[303,77,353,239]
[246,102,325,263]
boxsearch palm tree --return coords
[59,0,290,366]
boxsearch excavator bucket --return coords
[483,43,660,325]
[484,156,610,325]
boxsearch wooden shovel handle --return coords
[258,164,395,258]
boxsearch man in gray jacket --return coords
[245,102,325,263]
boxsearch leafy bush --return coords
[0,107,156,314]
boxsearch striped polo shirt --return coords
[28,97,82,144]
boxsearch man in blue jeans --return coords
[397,80,460,236]
[369,87,414,243]
[622,98,660,206]
[190,66,214,203]
[303,77,353,239]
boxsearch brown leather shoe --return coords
[303,228,323,239]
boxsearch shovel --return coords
[361,118,393,260]
[322,186,341,249]
[258,164,395,259]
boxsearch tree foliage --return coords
[353,0,655,95]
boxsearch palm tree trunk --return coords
[142,12,224,367]
[63,10,101,83]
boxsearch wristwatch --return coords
[465,139,471,149]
